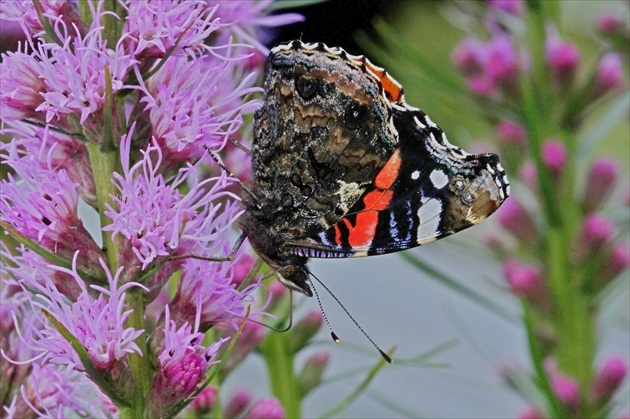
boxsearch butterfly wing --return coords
[287,104,510,258]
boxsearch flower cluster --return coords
[451,1,629,417]
[0,0,302,417]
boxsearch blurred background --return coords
[222,1,629,417]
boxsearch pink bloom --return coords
[122,1,221,58]
[245,398,286,419]
[591,357,628,402]
[483,33,520,85]
[452,38,483,74]
[541,139,567,176]
[583,157,619,211]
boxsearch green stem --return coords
[119,288,151,419]
[259,331,301,418]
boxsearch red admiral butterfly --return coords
[240,41,510,297]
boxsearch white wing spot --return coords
[411,170,421,180]
[417,198,442,244]
[429,169,449,189]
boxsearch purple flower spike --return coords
[245,397,286,419]
[591,356,628,403]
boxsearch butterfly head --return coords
[277,264,313,297]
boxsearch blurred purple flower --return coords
[541,139,567,177]
[583,157,619,211]
[497,119,527,146]
[191,385,217,412]
[591,356,628,403]
[245,397,286,419]
[545,32,581,84]
[497,197,537,243]
[224,389,253,418]
[551,372,580,408]
[488,0,522,16]
[595,53,626,96]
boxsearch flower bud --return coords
[191,386,217,412]
[541,139,567,177]
[291,310,324,351]
[551,373,580,408]
[298,350,330,395]
[488,0,523,16]
[502,259,547,308]
[452,38,482,74]
[545,36,581,85]
[497,119,527,146]
[245,398,286,419]
[576,213,615,259]
[595,54,626,96]
[519,161,538,195]
[597,13,623,36]
[591,357,627,403]
[598,244,630,285]
[224,390,252,418]
[498,198,537,243]
[583,157,619,211]
[519,406,546,419]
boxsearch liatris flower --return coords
[191,385,217,413]
[1,0,301,416]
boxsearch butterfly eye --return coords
[344,103,367,130]
[297,76,318,100]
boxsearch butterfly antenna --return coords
[309,278,340,344]
[309,274,392,363]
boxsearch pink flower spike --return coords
[551,373,580,408]
[497,119,527,145]
[592,357,628,403]
[245,398,286,419]
[541,139,567,176]
[583,157,619,211]
[595,53,626,95]
[497,198,537,243]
